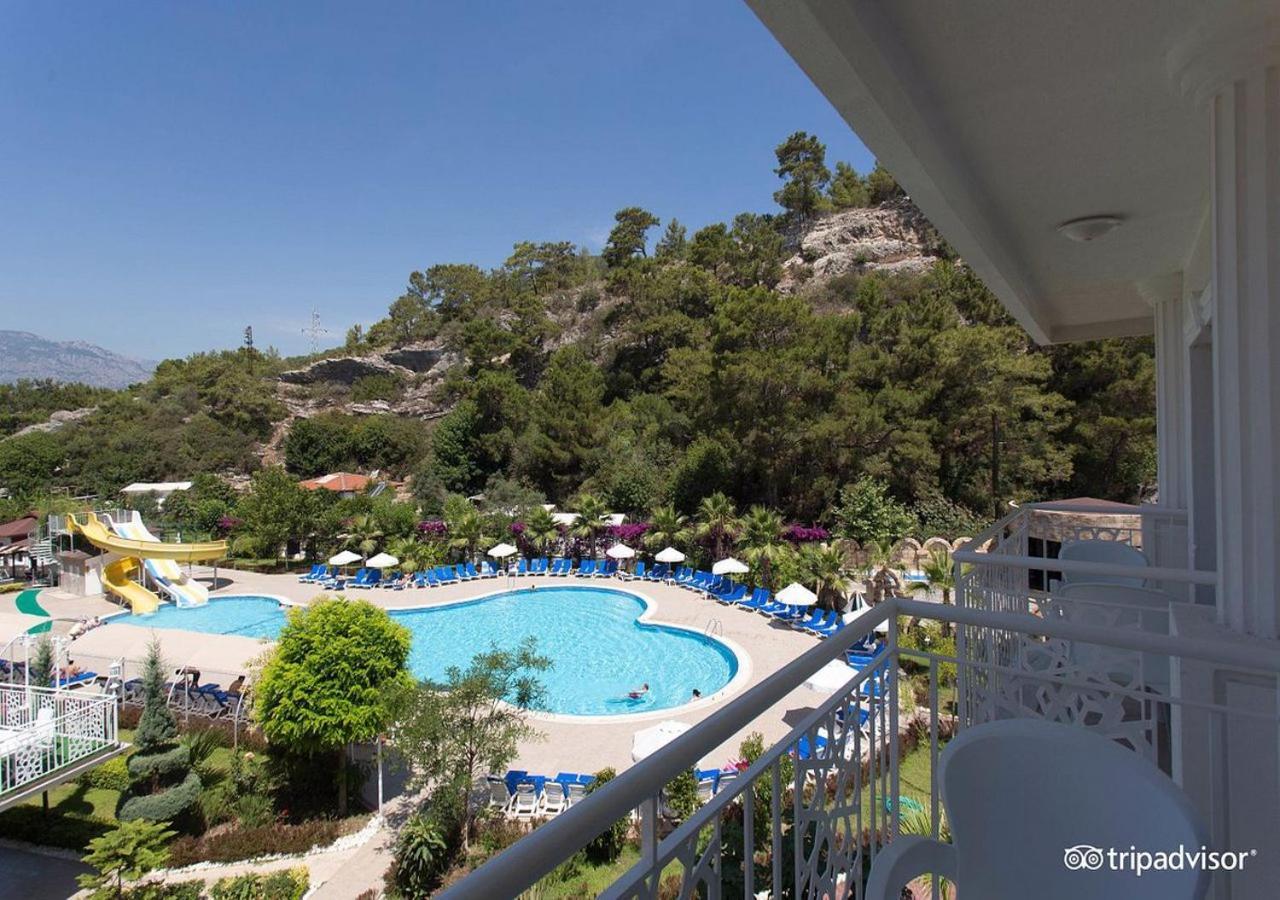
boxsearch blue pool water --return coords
[122,587,738,716]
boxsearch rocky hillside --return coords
[0,330,155,388]
[778,198,945,293]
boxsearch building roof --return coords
[121,482,193,494]
[0,539,32,556]
[298,472,372,493]
[0,516,37,539]
[746,0,1208,343]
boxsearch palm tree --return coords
[695,492,739,562]
[523,505,560,556]
[800,543,853,612]
[865,537,903,606]
[446,506,487,561]
[341,514,383,560]
[739,505,789,590]
[909,548,961,636]
[388,536,425,575]
[571,493,609,557]
[645,504,689,552]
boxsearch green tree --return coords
[695,492,739,562]
[602,207,660,268]
[834,477,917,546]
[866,161,904,204]
[255,598,412,815]
[30,634,55,688]
[909,547,961,636]
[390,638,550,853]
[235,467,313,559]
[669,437,734,514]
[78,819,175,900]
[117,641,201,823]
[740,505,789,590]
[522,505,561,555]
[645,504,689,552]
[654,218,688,260]
[773,131,831,220]
[799,543,853,612]
[828,161,869,208]
[571,493,609,556]
[444,500,488,560]
[687,223,735,278]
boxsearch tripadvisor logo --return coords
[1063,844,1257,877]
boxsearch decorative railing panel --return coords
[0,683,120,799]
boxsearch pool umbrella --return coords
[366,552,398,568]
[776,582,818,606]
[712,557,749,576]
[631,720,691,762]
[803,659,858,693]
[605,543,635,559]
[328,550,360,566]
[487,543,518,559]
[654,547,685,564]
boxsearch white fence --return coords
[436,588,1277,899]
[0,682,120,801]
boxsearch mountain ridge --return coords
[0,330,156,388]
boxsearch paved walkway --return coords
[0,842,91,900]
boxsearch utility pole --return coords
[243,326,254,349]
[302,309,329,353]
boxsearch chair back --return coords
[1057,539,1149,586]
[1055,583,1186,690]
[942,719,1207,899]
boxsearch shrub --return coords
[122,882,203,900]
[664,769,699,822]
[390,813,452,898]
[118,770,203,824]
[80,754,132,792]
[582,768,629,863]
[166,816,367,867]
[209,867,308,900]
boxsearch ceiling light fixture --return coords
[1057,215,1124,243]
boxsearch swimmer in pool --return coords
[691,688,702,699]
[627,683,650,700]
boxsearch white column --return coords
[1172,5,1280,639]
[1147,287,1189,510]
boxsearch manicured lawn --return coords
[859,740,936,824]
[535,846,688,898]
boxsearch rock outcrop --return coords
[778,199,944,293]
[12,406,99,437]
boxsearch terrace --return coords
[442,0,1280,896]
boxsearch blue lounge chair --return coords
[297,563,325,583]
[436,565,459,584]
[463,562,480,580]
[793,608,825,631]
[803,609,838,636]
[576,559,596,577]
[515,558,528,576]
[364,569,383,588]
[625,561,646,581]
[534,557,549,574]
[596,559,618,578]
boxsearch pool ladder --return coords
[704,618,723,637]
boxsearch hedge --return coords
[79,753,131,792]
[127,743,193,782]
[118,769,203,823]
[167,816,368,868]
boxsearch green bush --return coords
[127,744,192,782]
[390,813,452,898]
[166,817,366,867]
[582,768,629,863]
[209,867,308,900]
[118,770,203,823]
[664,769,699,822]
[897,621,957,686]
[80,754,131,792]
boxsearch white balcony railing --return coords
[0,682,121,805]
[438,586,1277,898]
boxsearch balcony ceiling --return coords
[746,0,1207,343]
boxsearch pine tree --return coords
[117,641,200,824]
[30,634,55,688]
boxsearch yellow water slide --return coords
[102,556,161,614]
[66,513,226,613]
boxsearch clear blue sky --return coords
[0,1,872,359]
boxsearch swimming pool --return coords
[121,587,740,716]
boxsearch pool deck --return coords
[40,568,863,777]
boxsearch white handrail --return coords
[952,550,1217,585]
[438,596,1278,899]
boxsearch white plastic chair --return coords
[1056,582,1186,691]
[565,782,587,808]
[696,777,716,804]
[539,782,567,816]
[1057,539,1149,586]
[485,775,512,813]
[509,783,539,819]
[865,719,1207,900]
